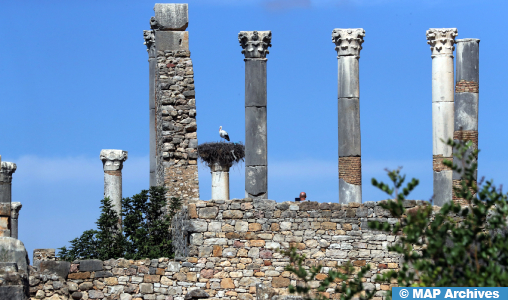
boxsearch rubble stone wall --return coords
[155,49,199,202]
[29,199,431,300]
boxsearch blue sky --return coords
[1,0,505,258]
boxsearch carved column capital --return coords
[100,150,128,171]
[0,162,17,183]
[238,31,272,59]
[10,202,21,219]
[144,30,156,58]
[426,28,458,56]
[332,28,365,57]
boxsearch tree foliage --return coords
[58,186,181,261]
[285,139,508,300]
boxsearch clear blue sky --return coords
[1,0,505,258]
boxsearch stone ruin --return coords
[0,2,482,300]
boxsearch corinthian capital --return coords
[332,28,365,57]
[426,28,458,56]
[238,31,272,59]
[143,30,155,51]
[11,202,21,219]
[0,162,17,183]
[100,149,128,171]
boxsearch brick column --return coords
[0,161,16,237]
[211,163,231,200]
[453,38,479,204]
[239,30,272,199]
[426,28,458,206]
[100,149,128,228]
[10,202,21,239]
[144,29,157,187]
[332,28,365,204]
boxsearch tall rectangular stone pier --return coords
[0,161,16,237]
[332,28,365,204]
[145,3,199,202]
[238,30,272,199]
[453,38,479,204]
[426,28,458,206]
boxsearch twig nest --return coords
[197,142,245,168]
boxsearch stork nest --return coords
[197,142,245,167]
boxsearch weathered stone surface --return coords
[221,278,235,289]
[185,289,209,299]
[222,210,243,219]
[153,3,189,31]
[271,277,290,288]
[0,237,28,274]
[79,259,103,272]
[199,207,218,219]
[39,261,71,278]
[0,286,26,300]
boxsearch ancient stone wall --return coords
[29,199,433,300]
[155,49,199,202]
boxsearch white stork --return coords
[219,126,230,142]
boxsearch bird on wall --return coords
[219,126,230,142]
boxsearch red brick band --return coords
[452,179,476,206]
[105,170,122,176]
[433,155,453,172]
[453,130,478,146]
[455,80,478,93]
[339,157,361,185]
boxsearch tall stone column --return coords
[0,162,16,237]
[10,202,21,239]
[144,29,157,187]
[239,30,272,199]
[332,28,365,204]
[453,38,479,204]
[100,150,128,227]
[426,28,458,206]
[147,3,200,202]
[211,163,231,200]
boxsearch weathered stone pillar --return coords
[144,29,157,187]
[100,150,127,227]
[0,161,16,237]
[211,163,231,200]
[332,28,365,204]
[148,3,200,202]
[426,28,458,206]
[10,202,21,239]
[239,30,271,199]
[453,38,479,204]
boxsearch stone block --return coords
[337,56,359,98]
[140,283,154,294]
[271,277,290,288]
[68,272,91,280]
[245,166,268,198]
[454,93,478,131]
[184,220,208,232]
[0,237,29,274]
[245,107,267,166]
[79,259,103,272]
[144,275,161,283]
[253,199,275,210]
[222,210,243,219]
[167,261,181,272]
[155,31,189,52]
[39,260,71,278]
[89,290,105,299]
[0,203,10,216]
[338,98,361,156]
[94,270,113,278]
[456,39,480,83]
[154,3,188,31]
[185,289,210,299]
[299,201,319,210]
[0,286,26,300]
[221,278,235,289]
[199,207,218,219]
[245,60,267,107]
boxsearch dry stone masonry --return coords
[239,31,272,200]
[453,39,480,205]
[426,28,458,206]
[332,29,365,204]
[28,199,434,300]
[145,3,199,202]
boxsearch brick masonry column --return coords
[332,28,365,204]
[426,28,458,206]
[211,163,231,200]
[0,161,16,237]
[144,29,157,187]
[148,3,199,203]
[100,149,128,228]
[10,202,21,239]
[453,38,479,204]
[239,30,272,199]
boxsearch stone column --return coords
[453,38,479,204]
[426,28,458,206]
[239,30,271,199]
[0,161,16,237]
[100,150,128,227]
[10,202,21,239]
[211,163,231,200]
[144,29,157,187]
[332,28,365,204]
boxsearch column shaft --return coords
[333,28,365,204]
[211,164,230,200]
[0,162,16,237]
[453,39,480,204]
[10,202,21,239]
[144,30,157,187]
[239,30,271,199]
[100,150,128,229]
[427,28,458,206]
